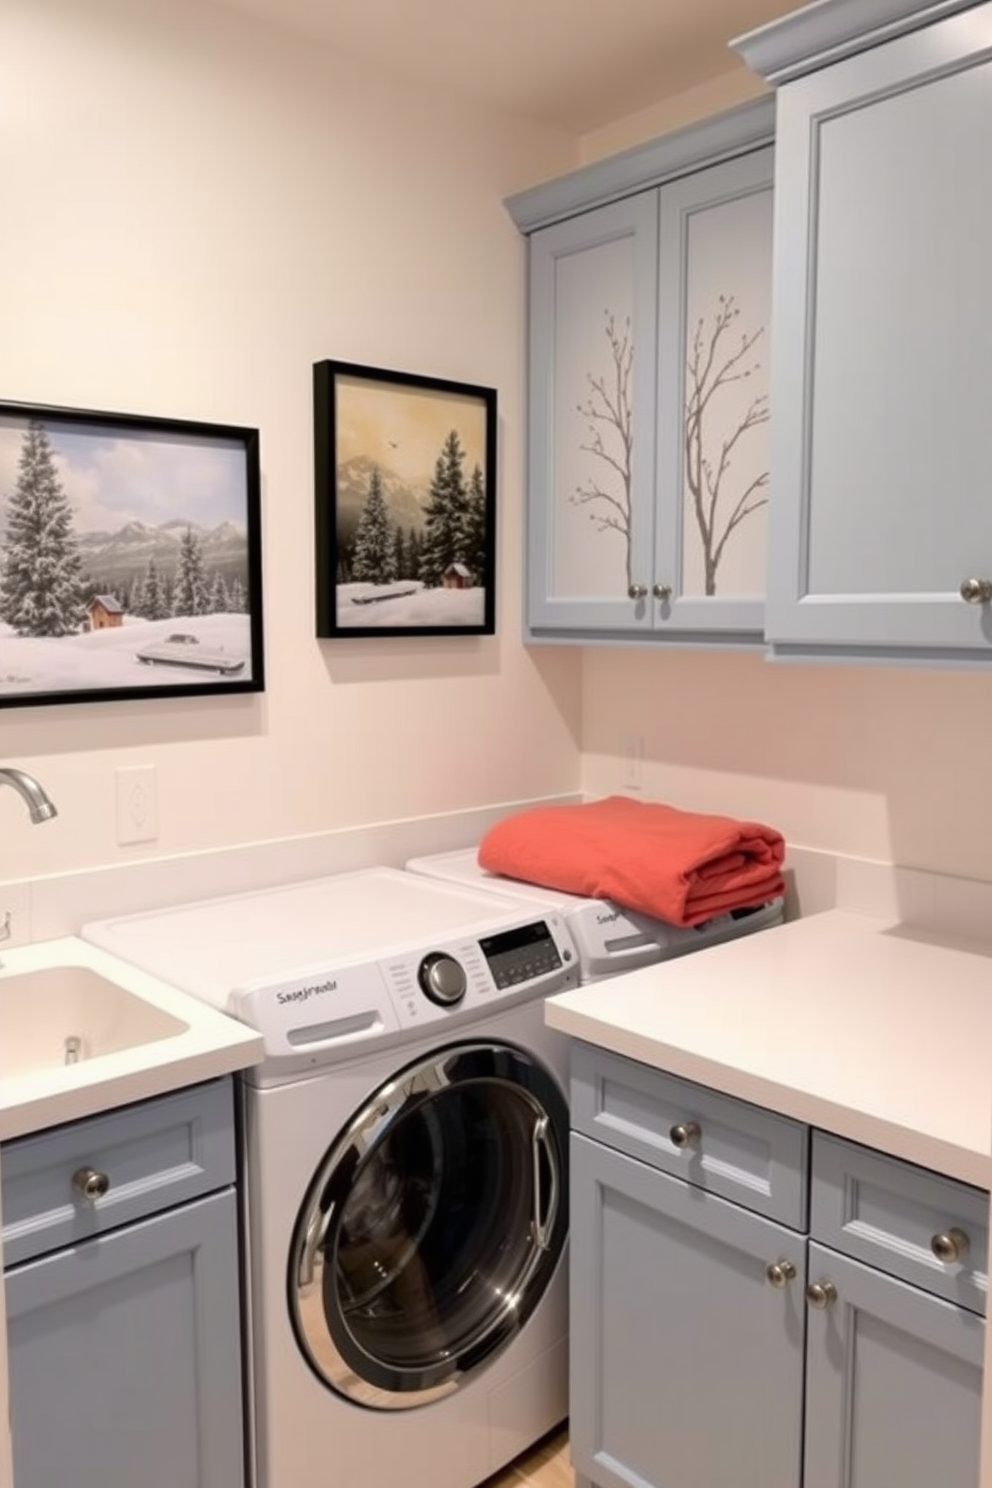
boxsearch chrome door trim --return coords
[287,1038,568,1409]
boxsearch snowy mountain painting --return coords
[0,405,263,705]
[314,362,497,637]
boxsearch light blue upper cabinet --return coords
[527,192,660,635]
[657,150,774,639]
[507,99,775,646]
[735,0,992,664]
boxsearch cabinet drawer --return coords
[571,1042,808,1228]
[811,1133,989,1316]
[1,1079,235,1268]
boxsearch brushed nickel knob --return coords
[931,1228,970,1264]
[669,1121,701,1150]
[959,578,992,604]
[417,952,467,1007]
[628,584,647,600]
[72,1167,110,1203]
[805,1280,837,1310]
[653,583,672,602]
[765,1259,797,1289]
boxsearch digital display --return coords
[479,920,554,958]
[479,920,563,990]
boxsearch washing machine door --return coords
[289,1039,568,1409]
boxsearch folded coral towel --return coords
[478,796,786,929]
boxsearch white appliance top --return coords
[405,849,785,983]
[82,867,578,1085]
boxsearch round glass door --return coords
[288,1040,568,1409]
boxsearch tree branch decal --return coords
[685,294,769,596]
[570,312,634,587]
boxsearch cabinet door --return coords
[655,147,773,641]
[569,1132,805,1488]
[528,192,659,635]
[804,1243,983,1488]
[6,1190,245,1488]
[767,5,992,659]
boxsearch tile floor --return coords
[483,1426,573,1488]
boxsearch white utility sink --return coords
[0,936,263,1140]
[0,965,188,1081]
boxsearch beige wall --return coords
[1,0,583,879]
[582,648,992,882]
[5,0,987,893]
[580,66,767,164]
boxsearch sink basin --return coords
[0,935,262,1142]
[0,965,189,1080]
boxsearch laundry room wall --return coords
[581,647,992,885]
[0,0,582,879]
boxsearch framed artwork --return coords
[314,359,497,637]
[0,400,264,707]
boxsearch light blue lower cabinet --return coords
[803,1243,983,1488]
[6,1188,245,1488]
[569,1131,807,1488]
[570,1121,985,1488]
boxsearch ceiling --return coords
[203,0,797,134]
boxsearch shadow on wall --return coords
[580,647,992,882]
[0,692,266,760]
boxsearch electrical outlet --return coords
[0,884,32,948]
[115,765,159,846]
[621,734,643,791]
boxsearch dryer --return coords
[405,846,785,983]
[83,868,579,1488]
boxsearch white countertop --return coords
[0,937,263,1142]
[546,909,992,1189]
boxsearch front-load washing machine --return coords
[83,867,579,1488]
[405,846,786,983]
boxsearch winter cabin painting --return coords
[313,361,497,637]
[0,402,263,706]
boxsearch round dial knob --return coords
[418,952,467,1007]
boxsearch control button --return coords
[418,952,468,1007]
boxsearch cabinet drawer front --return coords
[811,1133,988,1315]
[1,1079,235,1267]
[571,1042,808,1227]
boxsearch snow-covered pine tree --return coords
[142,558,170,620]
[406,527,421,582]
[464,463,487,587]
[172,527,209,616]
[209,570,229,613]
[392,525,406,581]
[0,420,86,637]
[129,573,146,617]
[418,430,470,588]
[228,576,247,613]
[351,466,397,584]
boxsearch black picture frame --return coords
[314,359,497,637]
[0,399,264,708]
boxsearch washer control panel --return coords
[226,910,576,1081]
[381,913,575,1035]
[479,920,563,990]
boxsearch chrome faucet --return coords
[0,767,58,824]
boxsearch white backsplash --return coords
[2,797,990,951]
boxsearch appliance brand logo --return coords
[596,909,620,925]
[276,978,337,1005]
